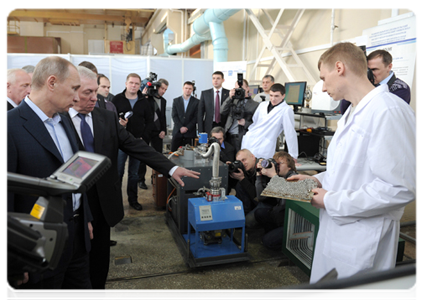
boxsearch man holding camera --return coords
[254,151,297,249]
[229,149,258,215]
[220,78,259,153]
[138,78,169,190]
[112,73,154,210]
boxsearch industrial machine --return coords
[166,134,250,267]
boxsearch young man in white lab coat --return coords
[241,83,298,160]
[289,42,416,283]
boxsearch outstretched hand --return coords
[171,167,200,187]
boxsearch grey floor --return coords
[105,167,416,295]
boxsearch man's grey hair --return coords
[7,68,26,84]
[22,65,35,73]
[77,65,97,81]
[158,78,169,86]
[210,126,225,136]
[263,74,275,82]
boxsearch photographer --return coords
[112,73,153,210]
[220,77,259,153]
[229,149,257,215]
[210,126,235,163]
[254,151,297,250]
[138,78,169,190]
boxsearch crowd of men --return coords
[7,45,415,289]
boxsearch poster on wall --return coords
[362,15,416,89]
[214,61,247,91]
[109,41,124,54]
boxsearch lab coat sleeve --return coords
[283,108,298,159]
[324,105,416,221]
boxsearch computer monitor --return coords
[284,81,307,112]
[249,84,263,98]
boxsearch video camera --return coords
[141,72,162,97]
[228,160,245,174]
[231,73,246,120]
[192,80,197,97]
[7,151,111,287]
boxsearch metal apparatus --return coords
[165,138,250,267]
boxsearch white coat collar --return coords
[337,85,387,134]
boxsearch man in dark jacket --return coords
[138,78,169,190]
[171,81,199,151]
[111,73,154,210]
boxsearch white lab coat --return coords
[310,85,416,283]
[241,101,298,159]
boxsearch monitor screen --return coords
[62,156,99,179]
[284,81,307,106]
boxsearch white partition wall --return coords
[7,54,213,109]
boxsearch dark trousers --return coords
[87,189,111,289]
[171,135,195,152]
[255,206,285,250]
[138,134,163,182]
[118,150,140,204]
[226,133,242,154]
[19,214,91,289]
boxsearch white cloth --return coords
[241,101,298,159]
[310,85,416,283]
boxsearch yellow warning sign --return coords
[30,204,45,219]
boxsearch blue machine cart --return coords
[185,196,246,260]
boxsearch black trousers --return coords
[138,134,163,182]
[87,189,111,289]
[19,213,91,289]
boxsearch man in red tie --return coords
[197,71,230,135]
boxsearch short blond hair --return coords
[31,56,76,91]
[318,42,367,77]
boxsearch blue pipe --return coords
[165,9,240,62]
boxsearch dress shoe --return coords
[129,202,143,210]
[138,181,148,190]
[110,240,117,246]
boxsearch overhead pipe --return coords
[166,8,240,62]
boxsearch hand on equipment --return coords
[171,167,200,187]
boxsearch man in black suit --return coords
[220,79,259,153]
[8,56,93,289]
[197,71,230,136]
[138,78,169,190]
[171,81,199,152]
[112,73,154,210]
[210,126,235,163]
[7,68,31,111]
[66,66,200,289]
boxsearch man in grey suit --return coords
[197,71,230,136]
[220,79,259,153]
[171,81,199,152]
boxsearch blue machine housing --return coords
[185,196,246,259]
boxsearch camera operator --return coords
[112,73,153,210]
[253,151,297,249]
[220,77,259,153]
[229,149,258,216]
[138,78,169,190]
[210,126,235,163]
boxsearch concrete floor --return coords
[106,166,416,294]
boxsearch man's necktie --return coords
[215,90,220,123]
[78,113,94,152]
